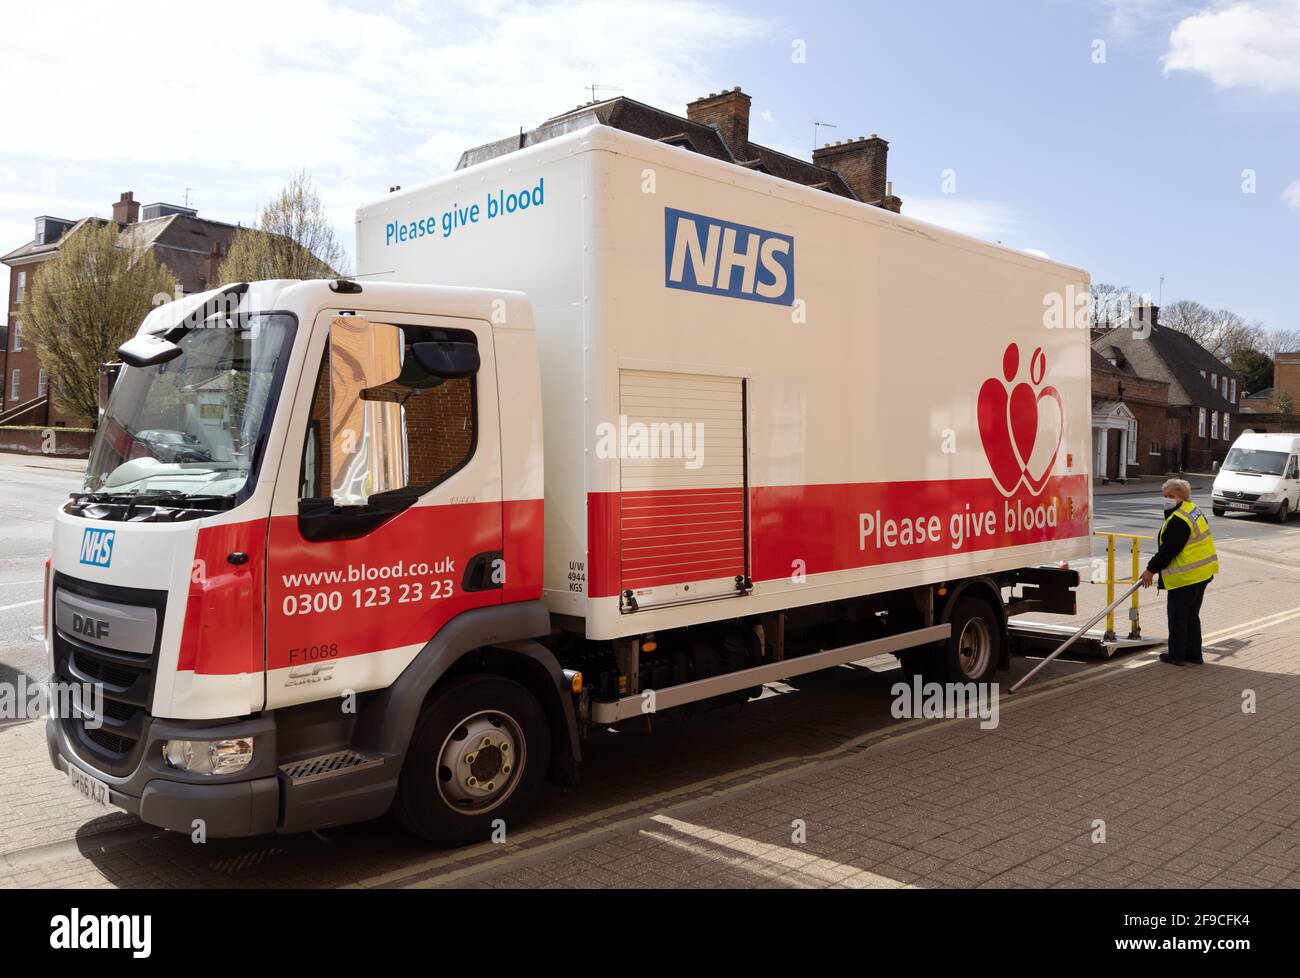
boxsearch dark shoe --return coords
[1185,657,1204,664]
[1159,653,1185,666]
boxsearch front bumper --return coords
[47,713,279,837]
[48,709,400,838]
[1213,494,1282,515]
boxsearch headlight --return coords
[1257,492,1279,502]
[162,737,255,775]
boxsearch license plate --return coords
[1230,502,1252,511]
[68,765,113,809]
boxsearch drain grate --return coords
[279,750,384,785]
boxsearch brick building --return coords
[1,192,244,428]
[1093,306,1240,472]
[458,87,903,212]
[1090,350,1171,482]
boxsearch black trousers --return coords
[1165,577,1210,662]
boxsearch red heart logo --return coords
[979,343,1062,497]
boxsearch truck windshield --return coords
[1222,447,1288,476]
[82,313,295,504]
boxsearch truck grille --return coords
[52,573,166,778]
[1219,490,1260,501]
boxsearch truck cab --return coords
[47,279,559,844]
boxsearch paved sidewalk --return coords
[1093,473,1212,496]
[439,628,1300,889]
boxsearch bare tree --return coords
[23,221,178,423]
[218,170,348,283]
[1161,300,1262,361]
[1090,282,1144,330]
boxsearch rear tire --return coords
[395,674,551,847]
[937,597,1002,685]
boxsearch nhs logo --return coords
[80,528,115,568]
[664,208,794,306]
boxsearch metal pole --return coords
[1010,581,1144,694]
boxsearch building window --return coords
[1221,376,1228,399]
[1223,414,1230,441]
[9,369,18,401]
[1198,407,1206,438]
[1230,378,1236,403]
[1211,411,1219,439]
[1150,440,1161,456]
[1127,419,1138,464]
[1199,370,1206,378]
[11,320,20,353]
[15,270,25,305]
[37,369,48,398]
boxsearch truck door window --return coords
[298,322,477,539]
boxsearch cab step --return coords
[279,749,385,786]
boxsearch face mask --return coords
[1163,497,1179,511]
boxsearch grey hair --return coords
[1162,478,1192,501]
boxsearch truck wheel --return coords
[938,597,1002,685]
[395,675,550,847]
[1276,500,1290,524]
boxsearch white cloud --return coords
[0,0,767,306]
[1104,0,1190,38]
[1163,1,1300,92]
[901,196,1021,241]
[1284,180,1300,209]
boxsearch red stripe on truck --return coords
[178,499,543,676]
[588,475,1090,598]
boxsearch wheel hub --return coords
[436,712,523,813]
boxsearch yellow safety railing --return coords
[1093,531,1153,640]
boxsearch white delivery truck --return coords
[46,126,1093,845]
[1211,431,1300,521]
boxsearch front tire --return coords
[1212,504,1226,517]
[395,674,551,847]
[1276,500,1290,524]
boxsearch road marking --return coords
[641,816,914,888]
[0,599,40,613]
[0,580,42,587]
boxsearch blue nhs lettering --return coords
[80,528,115,567]
[664,208,794,305]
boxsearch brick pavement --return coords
[3,549,1299,888]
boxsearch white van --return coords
[1212,432,1300,521]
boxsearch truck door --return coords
[264,309,503,708]
[617,369,750,611]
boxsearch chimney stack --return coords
[686,87,751,161]
[112,191,140,225]
[812,135,895,208]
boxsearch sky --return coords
[1,0,1298,332]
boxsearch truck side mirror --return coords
[328,316,406,507]
[411,341,479,378]
[117,334,182,368]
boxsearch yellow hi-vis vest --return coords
[1160,499,1218,589]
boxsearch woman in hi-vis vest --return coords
[1140,478,1219,665]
